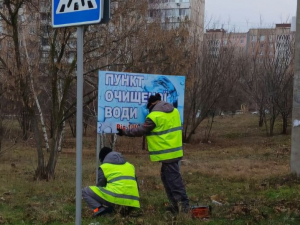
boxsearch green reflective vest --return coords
[146,108,183,162]
[90,162,140,208]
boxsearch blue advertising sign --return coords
[97,71,185,133]
[52,0,102,28]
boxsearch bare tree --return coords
[243,28,294,136]
[183,35,244,143]
[0,0,33,140]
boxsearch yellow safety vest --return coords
[146,108,183,162]
[90,162,140,208]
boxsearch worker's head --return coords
[147,93,161,109]
[99,147,112,163]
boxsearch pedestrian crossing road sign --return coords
[52,0,103,28]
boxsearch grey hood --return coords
[151,101,174,113]
[103,151,126,165]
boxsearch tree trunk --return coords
[21,109,30,140]
[110,134,117,150]
[23,33,51,152]
[269,119,274,136]
[68,116,76,138]
[282,113,288,134]
[57,124,65,152]
[50,112,54,139]
[259,107,264,127]
[259,114,264,127]
[269,114,277,137]
[46,128,62,179]
[33,116,47,180]
[0,117,3,155]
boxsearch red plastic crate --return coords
[191,205,211,218]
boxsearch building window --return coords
[19,15,25,22]
[29,53,35,59]
[240,39,244,44]
[252,35,257,42]
[29,27,35,34]
[41,51,49,58]
[269,36,273,41]
[164,9,179,17]
[68,52,75,62]
[179,8,190,16]
[29,13,35,21]
[41,25,49,33]
[69,40,76,48]
[41,13,48,20]
[41,38,48,46]
[260,35,265,41]
[149,9,161,18]
[259,51,263,55]
[260,43,264,48]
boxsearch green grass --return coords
[0,114,299,225]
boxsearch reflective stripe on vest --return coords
[90,162,140,208]
[146,108,183,162]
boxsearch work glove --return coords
[117,128,124,136]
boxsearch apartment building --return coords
[0,0,76,73]
[204,23,294,62]
[247,24,293,64]
[205,29,248,56]
[148,0,205,40]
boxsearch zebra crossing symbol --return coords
[52,0,102,28]
[56,0,98,14]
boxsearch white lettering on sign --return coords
[106,91,168,104]
[105,73,144,88]
[105,107,138,121]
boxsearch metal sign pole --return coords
[76,26,84,225]
[96,133,101,183]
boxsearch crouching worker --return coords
[82,147,140,217]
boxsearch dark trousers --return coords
[82,187,112,210]
[161,161,189,209]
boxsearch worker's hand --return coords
[117,128,124,136]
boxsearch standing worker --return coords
[117,93,189,213]
[82,147,140,217]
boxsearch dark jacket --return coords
[123,101,182,163]
[97,151,126,187]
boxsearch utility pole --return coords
[291,0,300,176]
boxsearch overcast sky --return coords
[205,0,297,32]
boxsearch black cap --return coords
[99,147,112,162]
[147,93,161,109]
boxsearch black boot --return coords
[165,204,179,214]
